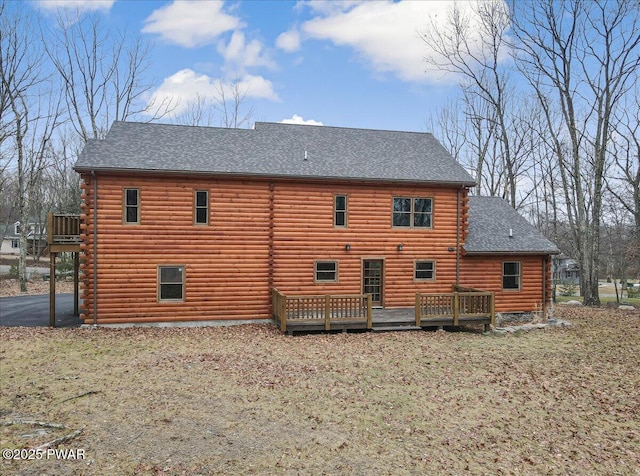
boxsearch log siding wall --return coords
[79,173,551,324]
[460,255,550,313]
[80,174,271,324]
[271,182,460,307]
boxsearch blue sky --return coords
[31,0,493,132]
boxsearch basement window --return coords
[123,188,140,224]
[194,190,209,225]
[158,266,185,301]
[315,261,338,282]
[503,262,521,290]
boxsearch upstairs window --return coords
[194,190,209,225]
[334,195,347,227]
[415,260,435,281]
[393,197,432,228]
[158,265,185,301]
[503,262,521,290]
[315,261,338,282]
[123,188,139,224]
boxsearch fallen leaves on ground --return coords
[0,278,74,297]
[0,306,638,475]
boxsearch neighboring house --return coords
[552,255,580,284]
[74,121,559,326]
[0,221,48,256]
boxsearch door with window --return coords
[362,259,384,307]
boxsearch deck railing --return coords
[272,288,372,332]
[47,213,81,244]
[415,287,495,326]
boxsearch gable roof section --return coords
[464,196,560,255]
[75,121,476,185]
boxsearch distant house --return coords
[74,121,559,326]
[0,221,48,256]
[553,255,580,284]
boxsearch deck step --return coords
[372,325,422,332]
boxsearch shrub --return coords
[8,262,18,278]
[559,281,578,296]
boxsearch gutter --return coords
[74,166,477,188]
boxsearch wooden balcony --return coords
[47,212,82,327]
[47,213,81,252]
[272,286,495,334]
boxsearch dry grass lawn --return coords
[1,307,638,475]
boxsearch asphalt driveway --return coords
[0,294,82,327]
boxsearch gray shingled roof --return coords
[464,196,560,255]
[75,121,476,185]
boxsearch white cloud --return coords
[36,0,114,11]
[147,69,278,117]
[142,0,242,48]
[280,114,323,126]
[303,0,363,16]
[217,31,276,74]
[299,0,503,83]
[276,29,301,52]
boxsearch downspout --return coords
[268,182,275,312]
[456,188,461,286]
[542,256,548,318]
[92,171,98,325]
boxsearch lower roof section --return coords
[464,196,560,255]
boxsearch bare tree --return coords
[421,0,520,206]
[606,91,640,244]
[43,11,172,142]
[170,76,255,128]
[214,77,254,129]
[511,0,640,305]
[1,2,62,289]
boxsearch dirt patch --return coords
[0,307,638,475]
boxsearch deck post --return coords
[73,252,79,316]
[415,293,421,327]
[490,292,496,327]
[453,292,459,326]
[324,295,331,330]
[366,294,372,329]
[49,253,56,328]
[280,294,287,333]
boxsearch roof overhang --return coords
[463,250,561,256]
[74,166,478,188]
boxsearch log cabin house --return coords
[73,121,559,331]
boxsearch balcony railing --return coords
[47,213,81,245]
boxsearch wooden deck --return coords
[272,287,495,334]
[47,213,82,327]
